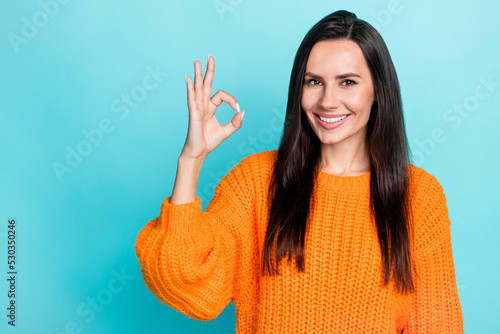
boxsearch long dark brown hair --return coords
[261,10,415,294]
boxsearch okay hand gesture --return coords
[181,55,244,160]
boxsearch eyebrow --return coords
[304,72,362,80]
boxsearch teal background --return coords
[1,0,499,333]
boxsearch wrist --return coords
[179,152,205,164]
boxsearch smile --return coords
[313,113,350,130]
[318,115,347,123]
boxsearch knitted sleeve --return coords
[405,173,464,333]
[134,155,256,321]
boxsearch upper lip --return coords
[314,112,350,118]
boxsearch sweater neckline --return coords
[315,168,371,189]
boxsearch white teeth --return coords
[319,115,347,123]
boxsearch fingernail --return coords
[236,102,240,112]
[207,54,211,63]
[241,111,245,120]
[185,75,188,84]
[194,59,197,65]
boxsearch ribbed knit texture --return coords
[135,149,464,333]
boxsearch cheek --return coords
[344,91,374,111]
[301,90,318,110]
[301,92,310,110]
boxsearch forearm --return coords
[170,153,205,205]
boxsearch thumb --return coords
[222,110,245,139]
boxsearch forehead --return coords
[306,39,369,73]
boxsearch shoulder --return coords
[407,164,451,254]
[240,149,278,167]
[217,149,277,193]
[407,164,447,209]
[229,149,277,177]
[407,164,445,202]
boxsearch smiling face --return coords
[301,39,376,151]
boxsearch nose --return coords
[318,86,340,109]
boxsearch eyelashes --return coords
[305,79,320,86]
[304,79,357,86]
[342,79,357,86]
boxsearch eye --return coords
[305,79,321,86]
[341,79,357,86]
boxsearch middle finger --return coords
[194,59,203,107]
[203,55,214,102]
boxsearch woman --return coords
[135,10,464,333]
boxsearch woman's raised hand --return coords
[181,55,244,160]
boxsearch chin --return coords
[318,137,346,146]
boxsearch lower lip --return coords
[315,114,350,130]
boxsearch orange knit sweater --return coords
[135,149,464,333]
